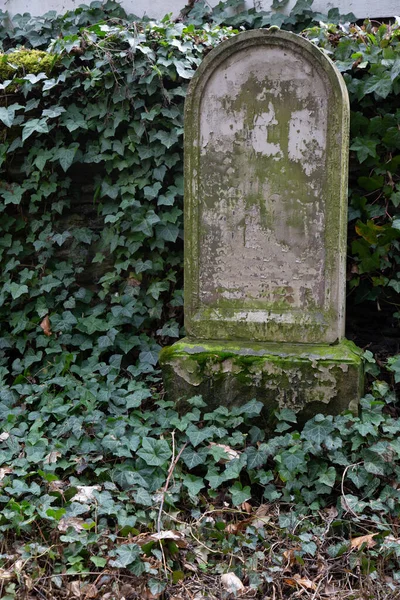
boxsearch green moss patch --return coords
[0,49,58,81]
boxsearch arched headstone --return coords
[161,30,363,419]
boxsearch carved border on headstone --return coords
[184,29,350,343]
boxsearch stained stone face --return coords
[184,30,350,343]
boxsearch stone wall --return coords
[4,0,399,20]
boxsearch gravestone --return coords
[160,29,363,421]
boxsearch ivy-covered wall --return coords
[0,0,400,391]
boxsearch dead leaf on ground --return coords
[251,516,271,529]
[71,485,101,503]
[0,432,9,442]
[142,587,162,599]
[48,479,66,492]
[83,583,98,598]
[119,584,136,598]
[0,568,14,581]
[67,581,98,598]
[183,561,197,572]
[283,547,300,567]
[137,530,187,548]
[221,572,245,595]
[225,522,240,534]
[284,574,317,590]
[240,501,252,513]
[67,581,82,597]
[0,467,12,482]
[58,517,86,533]
[350,533,377,550]
[323,506,338,519]
[255,504,270,517]
[40,315,52,336]
[208,442,241,463]
[324,583,340,595]
[44,450,61,464]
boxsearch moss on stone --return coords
[0,49,59,82]
[159,338,364,425]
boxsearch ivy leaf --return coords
[0,104,22,127]
[109,544,140,568]
[56,144,79,172]
[91,556,107,568]
[186,424,213,447]
[137,437,172,466]
[1,184,24,205]
[363,73,392,99]
[22,118,49,142]
[174,61,194,79]
[318,466,336,488]
[9,283,29,299]
[229,482,251,506]
[181,448,204,469]
[183,474,204,497]
[387,355,400,382]
[134,487,153,506]
[156,223,180,242]
[350,137,378,163]
[153,130,179,149]
[301,415,334,446]
[42,106,67,118]
[139,348,160,366]
[245,446,268,469]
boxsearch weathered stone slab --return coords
[184,29,349,343]
[160,339,363,424]
[160,29,363,419]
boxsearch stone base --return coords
[159,338,364,425]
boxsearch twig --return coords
[341,462,363,518]
[157,434,187,534]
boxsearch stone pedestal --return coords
[160,339,363,422]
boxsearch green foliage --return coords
[1,0,400,595]
[0,3,233,387]
[0,373,399,591]
[303,19,400,309]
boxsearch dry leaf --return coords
[283,547,299,566]
[255,504,269,517]
[221,572,245,595]
[0,432,9,442]
[13,560,23,573]
[241,501,252,513]
[40,315,52,336]
[0,568,14,581]
[140,530,187,548]
[350,533,377,550]
[58,517,86,533]
[44,450,61,464]
[120,584,136,598]
[323,506,338,519]
[294,575,317,590]
[251,516,271,529]
[0,467,12,481]
[82,583,98,598]
[324,583,339,595]
[225,523,239,534]
[183,561,198,572]
[209,442,240,463]
[67,581,97,598]
[48,480,65,492]
[67,581,82,597]
[71,485,101,503]
[284,575,317,590]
